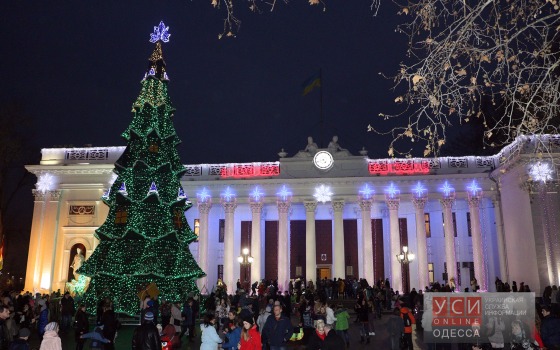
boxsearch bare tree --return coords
[371,0,560,157]
[0,102,36,246]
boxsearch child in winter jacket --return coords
[81,324,111,350]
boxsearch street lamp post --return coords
[396,246,415,293]
[237,248,254,291]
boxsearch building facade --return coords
[24,135,560,296]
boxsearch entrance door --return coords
[317,267,331,280]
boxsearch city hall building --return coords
[24,135,560,296]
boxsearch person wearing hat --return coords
[80,323,111,350]
[8,328,30,350]
[39,322,62,350]
[132,312,161,350]
[239,315,261,350]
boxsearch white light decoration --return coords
[36,173,55,193]
[412,181,427,198]
[359,184,374,199]
[250,186,264,202]
[118,183,128,196]
[221,187,236,202]
[109,173,118,186]
[529,162,553,183]
[276,185,292,201]
[102,188,111,200]
[440,181,455,197]
[314,185,333,204]
[385,182,400,199]
[467,180,482,197]
[197,188,211,202]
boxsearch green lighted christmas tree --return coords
[78,21,205,315]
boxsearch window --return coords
[194,219,200,240]
[217,264,223,280]
[428,263,434,284]
[173,209,184,229]
[115,207,128,224]
[219,219,225,243]
[424,213,431,238]
[442,212,458,237]
[467,212,472,237]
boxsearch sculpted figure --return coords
[328,136,346,153]
[304,136,318,154]
[70,248,85,280]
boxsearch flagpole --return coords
[319,68,324,148]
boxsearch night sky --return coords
[1,1,407,164]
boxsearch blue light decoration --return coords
[412,181,427,198]
[102,188,111,200]
[149,21,171,43]
[163,72,170,81]
[148,68,156,76]
[276,185,292,201]
[250,186,265,202]
[196,188,211,202]
[385,182,400,199]
[440,181,455,197]
[221,187,236,202]
[359,184,374,200]
[466,180,482,197]
[529,162,553,183]
[314,185,333,204]
[118,183,128,196]
[148,182,159,195]
[177,188,188,201]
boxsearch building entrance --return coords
[317,266,331,280]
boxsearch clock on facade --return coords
[313,151,334,170]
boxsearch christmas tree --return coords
[78,21,205,315]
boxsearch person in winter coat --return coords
[200,313,222,350]
[325,304,337,326]
[239,316,262,350]
[322,324,345,350]
[257,306,271,332]
[161,324,180,349]
[36,299,49,338]
[355,295,372,344]
[541,305,560,350]
[81,324,111,350]
[170,302,182,335]
[400,306,416,350]
[306,319,327,350]
[39,322,62,350]
[74,304,89,350]
[261,304,294,350]
[387,308,405,350]
[221,320,241,350]
[131,312,161,350]
[181,298,195,342]
[8,328,31,350]
[334,304,350,347]
[100,305,119,350]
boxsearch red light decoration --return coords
[368,159,430,175]
[219,162,280,179]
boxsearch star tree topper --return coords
[150,21,171,43]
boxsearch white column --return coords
[440,196,457,290]
[250,201,263,283]
[332,200,345,279]
[222,200,237,294]
[412,196,430,292]
[25,190,48,292]
[492,198,508,282]
[196,200,212,292]
[359,198,374,285]
[277,199,291,293]
[304,201,318,285]
[386,197,402,293]
[468,193,487,291]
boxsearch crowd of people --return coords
[0,275,559,350]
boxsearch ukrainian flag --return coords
[302,71,321,96]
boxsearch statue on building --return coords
[304,136,318,154]
[70,248,85,280]
[328,135,347,153]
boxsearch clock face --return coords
[313,151,334,170]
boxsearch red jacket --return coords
[400,307,416,334]
[239,325,262,350]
